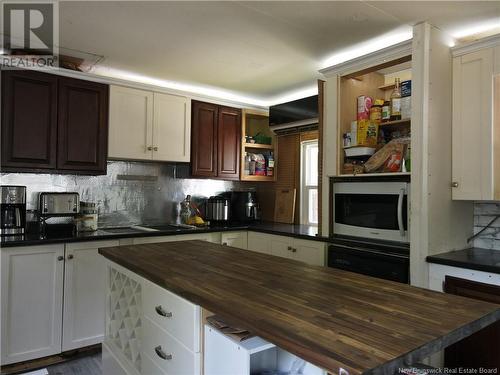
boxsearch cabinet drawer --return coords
[142,317,200,375]
[142,352,168,375]
[142,279,200,352]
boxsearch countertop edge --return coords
[0,224,329,248]
[426,250,500,275]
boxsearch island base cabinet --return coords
[204,325,325,375]
[1,245,64,365]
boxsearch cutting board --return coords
[274,189,296,224]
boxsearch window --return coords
[300,140,318,226]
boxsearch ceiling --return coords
[57,1,500,106]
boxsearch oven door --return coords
[328,244,409,283]
[333,182,409,243]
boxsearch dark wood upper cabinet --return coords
[1,69,109,175]
[57,77,108,174]
[1,69,58,170]
[444,276,500,369]
[191,100,218,178]
[217,106,241,180]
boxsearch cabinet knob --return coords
[292,248,297,253]
[154,346,172,361]
[451,182,459,188]
[67,254,74,260]
[153,146,158,151]
[57,256,64,261]
[147,146,153,151]
[155,305,173,318]
[287,246,292,251]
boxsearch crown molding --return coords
[319,40,413,78]
[0,64,268,110]
[452,33,500,57]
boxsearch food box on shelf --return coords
[357,120,378,147]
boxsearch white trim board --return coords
[452,33,500,57]
[319,40,413,78]
[0,64,267,111]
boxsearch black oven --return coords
[328,239,409,284]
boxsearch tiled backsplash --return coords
[473,202,500,250]
[1,161,247,228]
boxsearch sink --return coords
[100,226,155,235]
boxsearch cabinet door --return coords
[108,85,153,160]
[292,239,325,266]
[444,276,500,369]
[191,101,218,177]
[62,240,119,351]
[1,69,58,170]
[153,93,191,162]
[217,106,241,180]
[247,232,271,254]
[57,77,109,174]
[221,231,248,249]
[452,49,494,200]
[1,244,64,365]
[269,235,294,259]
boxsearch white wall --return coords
[410,22,473,288]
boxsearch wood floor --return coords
[45,354,101,375]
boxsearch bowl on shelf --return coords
[344,146,376,158]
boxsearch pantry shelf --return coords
[378,83,396,91]
[241,109,276,182]
[240,175,276,182]
[379,118,411,127]
[243,143,274,150]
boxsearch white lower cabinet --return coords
[429,263,500,291]
[1,244,65,365]
[204,325,325,375]
[1,240,118,365]
[221,231,248,249]
[62,240,119,351]
[247,232,326,266]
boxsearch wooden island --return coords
[99,240,500,375]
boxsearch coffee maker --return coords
[231,191,260,222]
[1,186,26,236]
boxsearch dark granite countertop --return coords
[0,221,327,248]
[427,248,500,274]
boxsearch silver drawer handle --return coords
[155,346,172,360]
[155,305,172,318]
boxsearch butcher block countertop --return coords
[99,240,500,375]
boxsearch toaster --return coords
[39,192,80,216]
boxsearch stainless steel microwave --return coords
[332,180,410,243]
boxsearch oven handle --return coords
[397,188,405,238]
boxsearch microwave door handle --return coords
[397,188,405,238]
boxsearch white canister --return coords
[75,202,98,232]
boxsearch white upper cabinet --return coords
[452,43,500,200]
[153,92,191,162]
[108,85,191,162]
[109,85,154,160]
